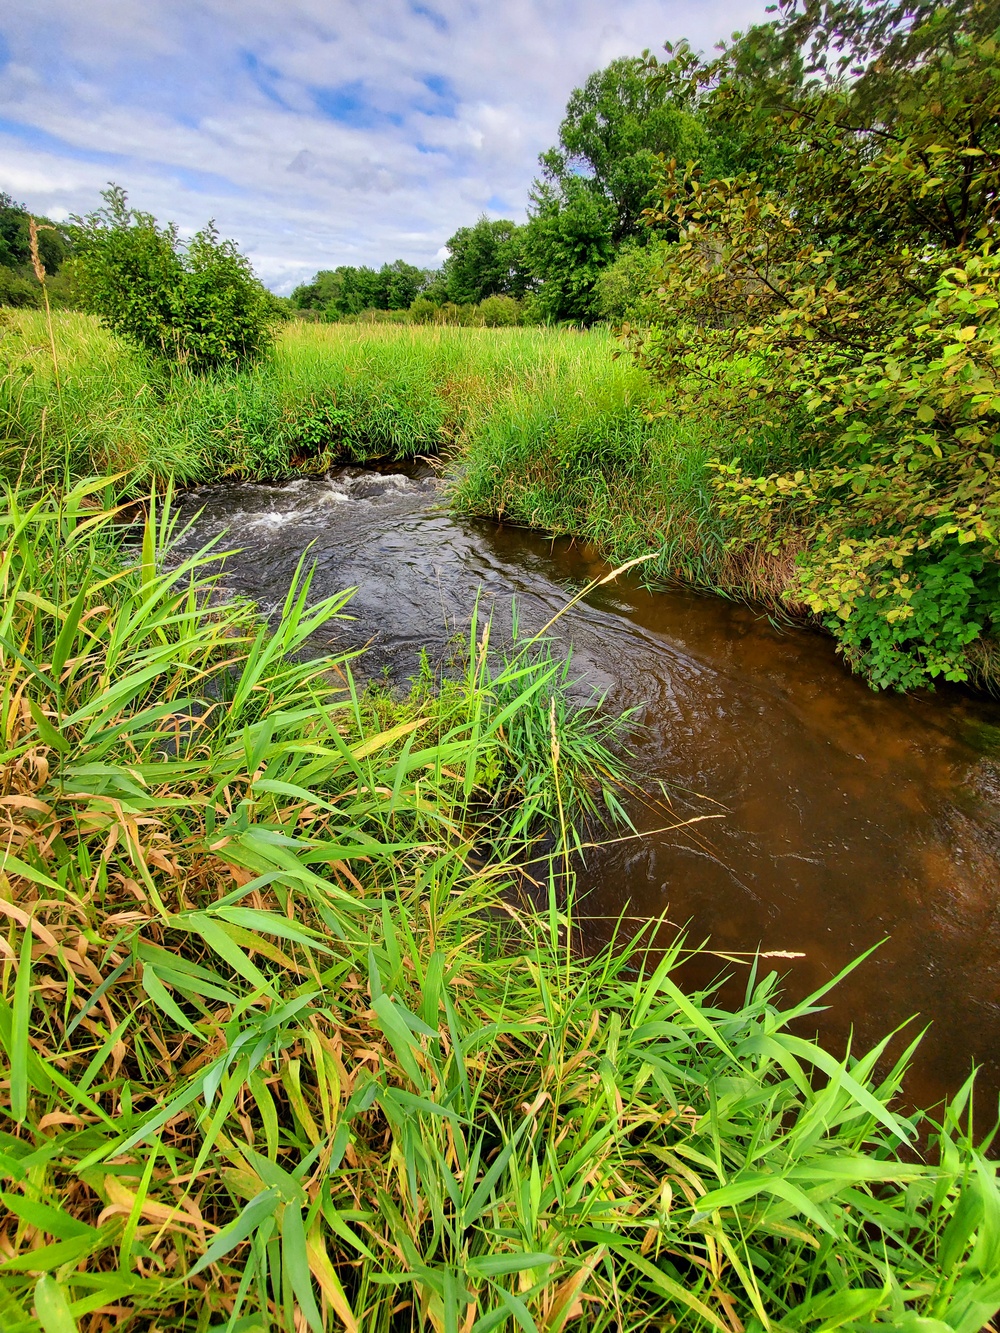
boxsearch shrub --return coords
[408,294,440,323]
[433,301,482,326]
[594,241,663,325]
[478,294,522,327]
[72,184,277,371]
[632,0,1000,688]
[0,265,38,309]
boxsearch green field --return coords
[2,311,798,600]
[0,312,997,1331]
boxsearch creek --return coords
[175,466,1000,1118]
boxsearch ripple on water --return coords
[174,468,1000,1118]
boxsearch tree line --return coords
[290,54,748,326]
[0,192,74,308]
[0,48,745,329]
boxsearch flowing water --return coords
[176,467,1000,1117]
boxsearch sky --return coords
[0,1,773,293]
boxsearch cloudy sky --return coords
[1,1,772,292]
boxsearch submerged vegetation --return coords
[0,481,997,1331]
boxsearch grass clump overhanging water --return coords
[0,310,815,611]
[1,312,762,589]
[0,477,997,1331]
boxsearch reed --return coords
[0,475,996,1331]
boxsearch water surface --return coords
[176,469,1000,1117]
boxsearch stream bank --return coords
[174,466,1000,1120]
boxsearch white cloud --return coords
[0,0,773,291]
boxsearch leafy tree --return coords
[73,186,276,370]
[593,241,665,324]
[381,259,425,310]
[290,268,346,314]
[538,56,726,246]
[0,192,30,270]
[0,265,38,309]
[338,266,387,315]
[0,192,68,274]
[521,53,733,321]
[444,217,531,304]
[0,192,73,309]
[631,0,1000,688]
[477,294,523,326]
[291,261,436,318]
[419,269,449,306]
[522,179,615,323]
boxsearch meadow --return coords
[0,311,998,1331]
[2,311,798,600]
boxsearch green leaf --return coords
[467,1252,556,1278]
[179,913,276,998]
[0,853,63,895]
[189,1188,280,1277]
[27,701,70,754]
[141,963,204,1039]
[802,1285,887,1330]
[280,1200,323,1333]
[33,1276,78,1333]
[1,1194,99,1242]
[9,927,33,1124]
[1,1228,112,1273]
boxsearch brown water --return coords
[176,468,1000,1118]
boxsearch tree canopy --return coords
[443,216,530,304]
[630,0,1000,688]
[292,261,430,318]
[537,55,722,246]
[287,51,727,326]
[0,192,73,309]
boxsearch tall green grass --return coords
[1,314,636,483]
[2,311,814,608]
[0,478,997,1331]
[0,311,814,604]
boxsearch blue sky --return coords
[0,1,773,292]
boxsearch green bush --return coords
[339,307,411,325]
[408,294,440,323]
[72,184,277,371]
[477,294,522,327]
[632,0,1000,688]
[433,300,482,326]
[0,265,38,309]
[593,241,663,325]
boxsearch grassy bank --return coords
[3,314,659,486]
[7,309,1000,690]
[2,312,765,588]
[0,478,997,1330]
